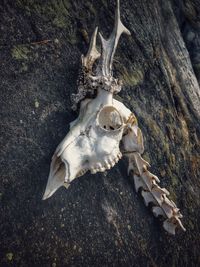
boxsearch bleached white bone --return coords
[82,27,100,71]
[98,0,131,76]
[43,0,185,235]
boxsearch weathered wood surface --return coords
[0,0,200,266]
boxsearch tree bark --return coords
[0,0,200,266]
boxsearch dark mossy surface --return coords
[0,0,200,266]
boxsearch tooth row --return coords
[90,152,122,174]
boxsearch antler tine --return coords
[99,0,131,77]
[82,27,101,72]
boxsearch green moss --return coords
[11,46,30,60]
[163,141,170,158]
[165,166,178,200]
[151,121,161,136]
[146,118,163,139]
[169,153,176,167]
[16,0,82,45]
[142,152,151,163]
[171,175,179,187]
[121,67,144,86]
[167,185,177,202]
[52,1,70,28]
[53,17,67,28]
[6,253,13,261]
[17,0,71,29]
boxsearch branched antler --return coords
[98,0,131,77]
[82,27,100,72]
[71,27,100,110]
[71,0,131,110]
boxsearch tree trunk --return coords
[0,0,199,266]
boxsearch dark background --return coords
[0,0,200,266]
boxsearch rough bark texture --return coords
[0,0,200,266]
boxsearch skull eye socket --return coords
[98,106,123,131]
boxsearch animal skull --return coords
[43,0,185,235]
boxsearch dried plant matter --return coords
[43,0,185,235]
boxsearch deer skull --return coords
[43,0,185,235]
